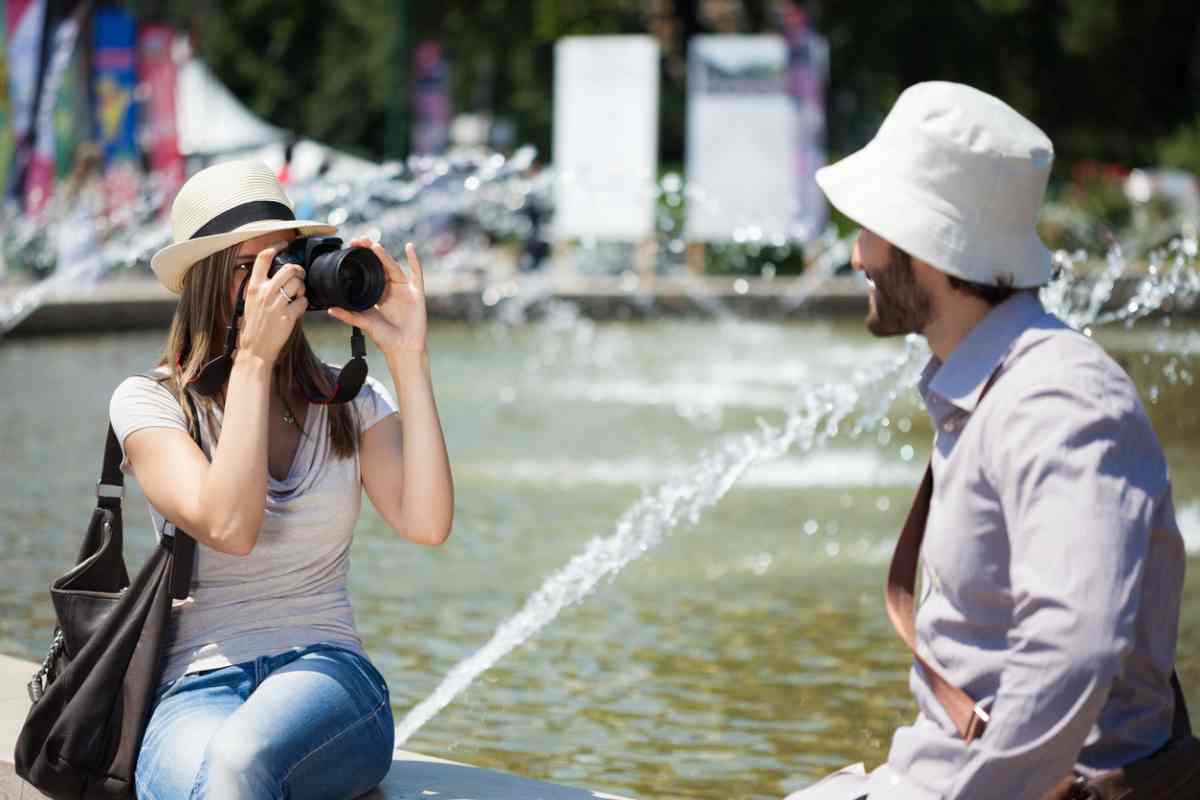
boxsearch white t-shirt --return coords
[109,368,397,684]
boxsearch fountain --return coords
[3,148,1199,797]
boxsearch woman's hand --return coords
[238,244,307,364]
[327,240,428,354]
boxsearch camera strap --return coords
[300,328,369,405]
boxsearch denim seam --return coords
[134,772,163,800]
[278,695,391,786]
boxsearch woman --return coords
[110,160,454,799]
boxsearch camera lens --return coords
[338,256,368,304]
[336,250,384,311]
[306,246,385,311]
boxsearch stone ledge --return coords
[0,655,634,799]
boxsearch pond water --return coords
[1,313,1198,800]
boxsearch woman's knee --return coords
[194,730,280,798]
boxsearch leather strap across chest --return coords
[884,371,1190,745]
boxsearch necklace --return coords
[282,410,296,426]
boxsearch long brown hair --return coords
[158,243,359,458]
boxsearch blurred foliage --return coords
[126,0,1200,176]
[1158,115,1200,178]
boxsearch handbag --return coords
[14,390,201,799]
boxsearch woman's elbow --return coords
[394,513,453,547]
[404,524,452,547]
[203,517,261,556]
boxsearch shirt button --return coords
[942,419,958,432]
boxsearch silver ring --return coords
[279,287,295,304]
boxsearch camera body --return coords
[268,236,385,312]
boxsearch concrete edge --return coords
[0,654,636,799]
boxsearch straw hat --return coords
[816,81,1055,288]
[150,160,336,293]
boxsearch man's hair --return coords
[890,245,1020,307]
[946,274,1018,306]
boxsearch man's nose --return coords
[850,237,864,272]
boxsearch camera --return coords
[269,236,385,312]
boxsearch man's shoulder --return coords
[999,315,1138,407]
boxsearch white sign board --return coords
[685,35,800,243]
[553,36,659,241]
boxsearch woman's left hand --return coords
[327,239,428,354]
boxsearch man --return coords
[787,82,1188,799]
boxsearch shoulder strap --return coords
[102,376,201,600]
[886,464,990,742]
[97,425,125,512]
[1171,672,1192,738]
[887,372,1192,744]
[168,390,202,601]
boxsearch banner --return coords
[93,6,137,165]
[685,35,799,243]
[780,5,829,240]
[554,35,659,241]
[411,39,450,155]
[93,6,139,211]
[5,0,46,201]
[138,23,184,205]
[0,5,12,201]
[25,15,78,215]
[54,17,90,179]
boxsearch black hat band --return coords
[189,200,296,240]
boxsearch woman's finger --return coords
[284,275,305,299]
[265,263,306,295]
[404,242,424,291]
[327,306,368,327]
[249,246,276,287]
[366,241,407,284]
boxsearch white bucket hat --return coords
[815,81,1055,288]
[150,160,336,294]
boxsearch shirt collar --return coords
[919,291,1046,416]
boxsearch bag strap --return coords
[886,373,1192,744]
[886,463,990,742]
[100,378,201,601]
[1171,671,1192,738]
[168,391,202,601]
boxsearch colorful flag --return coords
[93,6,137,164]
[92,6,139,211]
[25,15,79,215]
[0,6,12,200]
[5,0,47,202]
[54,18,89,180]
[138,23,184,208]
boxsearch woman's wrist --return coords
[231,350,275,379]
[383,347,429,366]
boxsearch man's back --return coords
[888,291,1186,797]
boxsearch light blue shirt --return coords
[884,292,1186,799]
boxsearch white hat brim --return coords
[816,144,1053,288]
[151,219,337,294]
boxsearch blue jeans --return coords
[135,644,394,800]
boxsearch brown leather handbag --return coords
[888,461,1200,800]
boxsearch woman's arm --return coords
[329,241,454,546]
[360,352,454,545]
[124,244,307,555]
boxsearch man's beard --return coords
[865,247,933,337]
